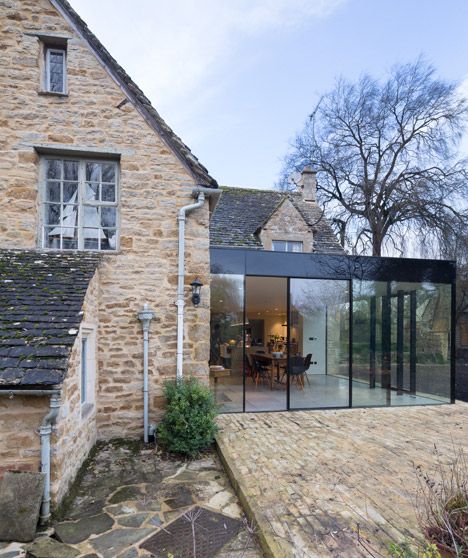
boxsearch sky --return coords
[71,0,468,189]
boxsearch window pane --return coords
[84,183,99,201]
[83,239,98,250]
[61,205,78,233]
[83,206,100,227]
[101,207,116,227]
[101,184,116,202]
[46,181,61,202]
[83,227,101,239]
[84,229,100,250]
[101,229,117,250]
[290,279,349,409]
[63,182,78,203]
[45,204,60,225]
[352,280,451,407]
[44,227,61,249]
[81,338,87,404]
[102,164,115,183]
[62,237,78,249]
[64,161,78,181]
[48,51,64,93]
[290,242,303,253]
[86,163,101,182]
[47,160,62,180]
[210,274,245,413]
[272,241,287,252]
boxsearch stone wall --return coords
[0,0,211,442]
[51,269,99,503]
[260,198,313,251]
[0,270,99,505]
[0,395,48,479]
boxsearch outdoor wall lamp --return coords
[190,277,203,306]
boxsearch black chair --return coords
[303,353,312,385]
[282,355,307,389]
[252,356,270,387]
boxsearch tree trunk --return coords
[372,232,382,256]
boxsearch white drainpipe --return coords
[176,187,219,381]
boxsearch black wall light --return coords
[190,277,203,306]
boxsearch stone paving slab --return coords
[216,402,468,557]
[1,441,263,558]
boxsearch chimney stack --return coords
[299,166,317,202]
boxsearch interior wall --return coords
[301,310,326,374]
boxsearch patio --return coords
[216,402,468,557]
[216,375,444,412]
[0,441,262,558]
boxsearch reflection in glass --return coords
[290,279,349,408]
[209,274,244,412]
[245,276,287,412]
[352,280,451,406]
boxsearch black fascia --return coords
[210,247,456,284]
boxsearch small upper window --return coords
[45,47,66,93]
[272,240,303,253]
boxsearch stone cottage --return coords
[210,168,344,254]
[0,0,218,522]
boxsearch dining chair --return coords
[303,353,312,385]
[252,356,270,387]
[283,355,306,389]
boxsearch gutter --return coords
[176,186,220,381]
[0,389,61,524]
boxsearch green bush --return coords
[157,377,218,458]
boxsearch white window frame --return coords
[45,47,67,94]
[80,326,96,418]
[39,156,120,252]
[272,240,304,253]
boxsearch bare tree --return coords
[279,59,468,256]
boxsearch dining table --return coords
[251,352,287,390]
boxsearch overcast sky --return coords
[71,0,468,189]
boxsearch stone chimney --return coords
[299,166,317,202]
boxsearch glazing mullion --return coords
[286,277,290,411]
[242,274,246,413]
[77,161,84,250]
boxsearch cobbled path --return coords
[216,403,468,557]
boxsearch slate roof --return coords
[0,250,99,388]
[210,187,345,253]
[52,0,217,189]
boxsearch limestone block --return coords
[0,471,45,543]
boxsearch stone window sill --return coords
[38,90,68,98]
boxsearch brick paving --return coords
[216,403,468,557]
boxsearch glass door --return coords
[289,278,350,409]
[245,276,288,411]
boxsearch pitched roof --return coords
[0,250,99,388]
[209,187,344,253]
[51,0,217,189]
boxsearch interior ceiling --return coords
[246,277,287,315]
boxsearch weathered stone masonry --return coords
[0,0,213,501]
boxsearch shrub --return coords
[388,541,441,558]
[414,445,467,557]
[157,377,218,458]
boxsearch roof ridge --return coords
[51,0,217,188]
[220,185,285,194]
